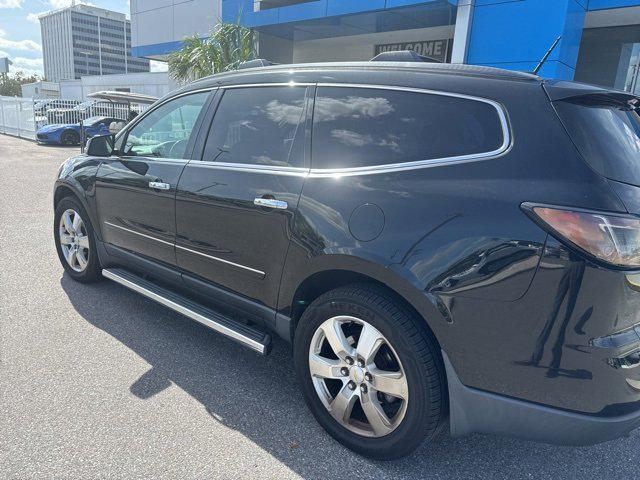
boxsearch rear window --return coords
[311,87,505,170]
[555,97,640,186]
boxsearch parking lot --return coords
[2,133,640,479]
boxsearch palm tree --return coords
[168,21,256,83]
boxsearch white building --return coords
[58,72,175,101]
[130,0,221,61]
[21,81,60,99]
[40,3,150,82]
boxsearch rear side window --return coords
[203,86,308,168]
[555,97,640,186]
[311,87,505,170]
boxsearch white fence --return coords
[0,96,36,140]
[0,96,150,143]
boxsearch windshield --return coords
[555,96,640,186]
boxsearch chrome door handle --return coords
[254,197,288,209]
[149,181,170,190]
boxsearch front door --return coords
[175,84,312,308]
[95,90,212,266]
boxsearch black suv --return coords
[53,59,640,459]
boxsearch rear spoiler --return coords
[552,91,639,111]
[543,80,639,107]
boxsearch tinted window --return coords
[312,87,505,170]
[203,86,307,168]
[124,92,209,159]
[555,97,640,186]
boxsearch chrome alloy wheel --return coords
[58,209,90,272]
[309,315,409,438]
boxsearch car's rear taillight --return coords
[523,203,640,269]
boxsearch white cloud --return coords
[27,12,44,23]
[0,36,42,52]
[264,99,304,125]
[8,57,43,76]
[314,95,394,122]
[11,66,42,77]
[0,27,42,52]
[12,56,43,68]
[49,0,72,7]
[0,0,24,8]
[150,60,168,72]
[48,0,94,7]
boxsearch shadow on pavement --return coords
[61,274,639,479]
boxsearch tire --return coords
[60,130,80,146]
[54,196,102,282]
[294,284,447,460]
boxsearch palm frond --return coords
[168,20,256,83]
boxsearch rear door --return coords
[175,84,312,309]
[96,90,212,266]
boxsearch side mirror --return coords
[86,134,114,157]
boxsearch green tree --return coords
[168,21,256,83]
[0,71,41,97]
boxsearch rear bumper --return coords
[444,351,640,445]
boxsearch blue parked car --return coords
[36,116,122,146]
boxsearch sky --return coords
[0,0,167,78]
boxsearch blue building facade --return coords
[130,0,640,93]
[219,0,640,91]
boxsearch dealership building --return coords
[131,0,640,94]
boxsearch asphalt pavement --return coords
[1,133,639,479]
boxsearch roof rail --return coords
[370,50,441,64]
[237,59,276,70]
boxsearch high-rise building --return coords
[40,3,150,82]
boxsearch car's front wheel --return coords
[294,284,447,459]
[61,130,80,146]
[54,196,101,282]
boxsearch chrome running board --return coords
[102,268,272,355]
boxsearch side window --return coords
[123,91,209,159]
[312,87,505,170]
[202,86,308,168]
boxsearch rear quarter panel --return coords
[277,72,626,400]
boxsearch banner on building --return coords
[374,39,451,63]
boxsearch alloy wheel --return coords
[58,209,90,272]
[62,132,78,145]
[308,315,409,438]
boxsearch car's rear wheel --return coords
[294,284,447,459]
[61,130,80,146]
[54,196,101,282]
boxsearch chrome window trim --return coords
[128,158,190,166]
[219,82,314,89]
[104,221,174,246]
[191,82,511,177]
[175,244,266,277]
[190,161,309,177]
[309,83,511,176]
